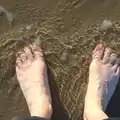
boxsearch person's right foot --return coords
[16,43,52,118]
[84,43,120,120]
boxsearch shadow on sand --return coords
[106,78,120,118]
[47,67,70,120]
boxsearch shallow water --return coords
[0,0,120,120]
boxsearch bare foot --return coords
[84,43,120,120]
[16,43,52,118]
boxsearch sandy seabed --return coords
[0,0,120,120]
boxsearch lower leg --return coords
[84,43,120,120]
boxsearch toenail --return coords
[93,43,104,55]
[34,51,44,58]
[96,44,102,51]
[16,58,22,63]
[16,52,19,58]
[112,64,119,72]
[17,50,24,57]
[32,45,43,53]
[20,53,26,62]
[16,58,22,67]
[32,44,40,50]
[105,47,111,52]
[24,47,31,53]
[110,53,117,57]
[99,43,104,49]
[21,53,26,57]
[32,43,37,47]
[115,57,120,65]
[24,46,30,50]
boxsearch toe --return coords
[115,57,120,65]
[102,47,112,64]
[24,46,33,61]
[115,67,120,76]
[109,53,117,65]
[30,43,43,59]
[16,57,22,68]
[20,52,27,63]
[112,64,119,72]
[92,43,104,60]
[112,56,120,73]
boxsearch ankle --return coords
[30,99,53,118]
[84,95,108,120]
[84,105,108,120]
[25,90,52,119]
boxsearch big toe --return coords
[24,46,33,61]
[30,43,44,59]
[16,51,27,68]
[102,47,112,64]
[92,43,104,60]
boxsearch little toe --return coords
[109,53,117,65]
[115,57,120,65]
[30,43,43,59]
[102,47,112,64]
[112,64,119,72]
[24,46,33,61]
[16,57,22,68]
[92,43,104,60]
[112,56,120,72]
[115,67,120,76]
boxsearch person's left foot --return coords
[16,43,52,118]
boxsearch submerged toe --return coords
[102,47,112,64]
[92,43,104,60]
[24,46,33,61]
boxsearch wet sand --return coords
[0,0,120,120]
